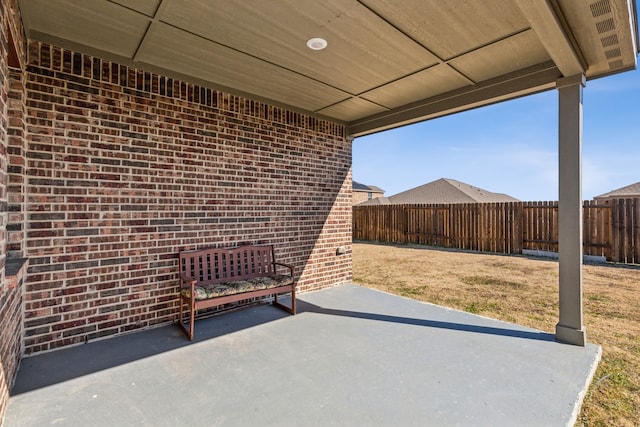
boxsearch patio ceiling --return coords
[18,0,639,136]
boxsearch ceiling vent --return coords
[589,0,625,70]
[608,59,624,68]
[590,0,612,17]
[600,34,619,47]
[605,47,622,59]
[595,18,616,33]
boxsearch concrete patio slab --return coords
[6,284,600,427]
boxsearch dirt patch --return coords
[353,242,640,426]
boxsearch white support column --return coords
[556,74,586,346]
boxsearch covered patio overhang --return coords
[15,0,640,344]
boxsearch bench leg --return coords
[177,296,195,341]
[291,287,296,314]
[189,298,195,340]
[273,288,296,315]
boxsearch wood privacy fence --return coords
[353,198,640,264]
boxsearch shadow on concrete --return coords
[12,294,555,396]
[297,300,556,342]
[11,303,289,395]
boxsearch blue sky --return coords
[353,66,640,201]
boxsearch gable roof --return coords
[353,181,384,194]
[358,178,519,205]
[594,181,640,199]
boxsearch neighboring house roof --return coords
[353,181,384,194]
[594,182,640,199]
[356,197,391,206]
[358,178,519,205]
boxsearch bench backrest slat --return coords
[180,245,277,285]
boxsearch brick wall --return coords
[7,67,26,257]
[0,0,26,422]
[0,22,9,415]
[23,42,353,354]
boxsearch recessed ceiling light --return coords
[307,37,328,51]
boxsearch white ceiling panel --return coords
[160,0,439,94]
[110,0,161,17]
[316,97,388,122]
[24,0,149,58]
[449,30,552,83]
[360,0,531,60]
[136,23,351,113]
[362,64,472,109]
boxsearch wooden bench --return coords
[177,244,296,340]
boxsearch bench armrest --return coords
[274,262,294,277]
[180,274,197,287]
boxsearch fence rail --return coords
[353,198,640,264]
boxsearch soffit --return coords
[19,0,638,137]
[558,0,638,76]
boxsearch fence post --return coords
[512,202,524,254]
[634,199,640,264]
[611,199,620,262]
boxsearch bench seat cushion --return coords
[181,274,293,300]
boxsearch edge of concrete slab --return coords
[567,343,602,426]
